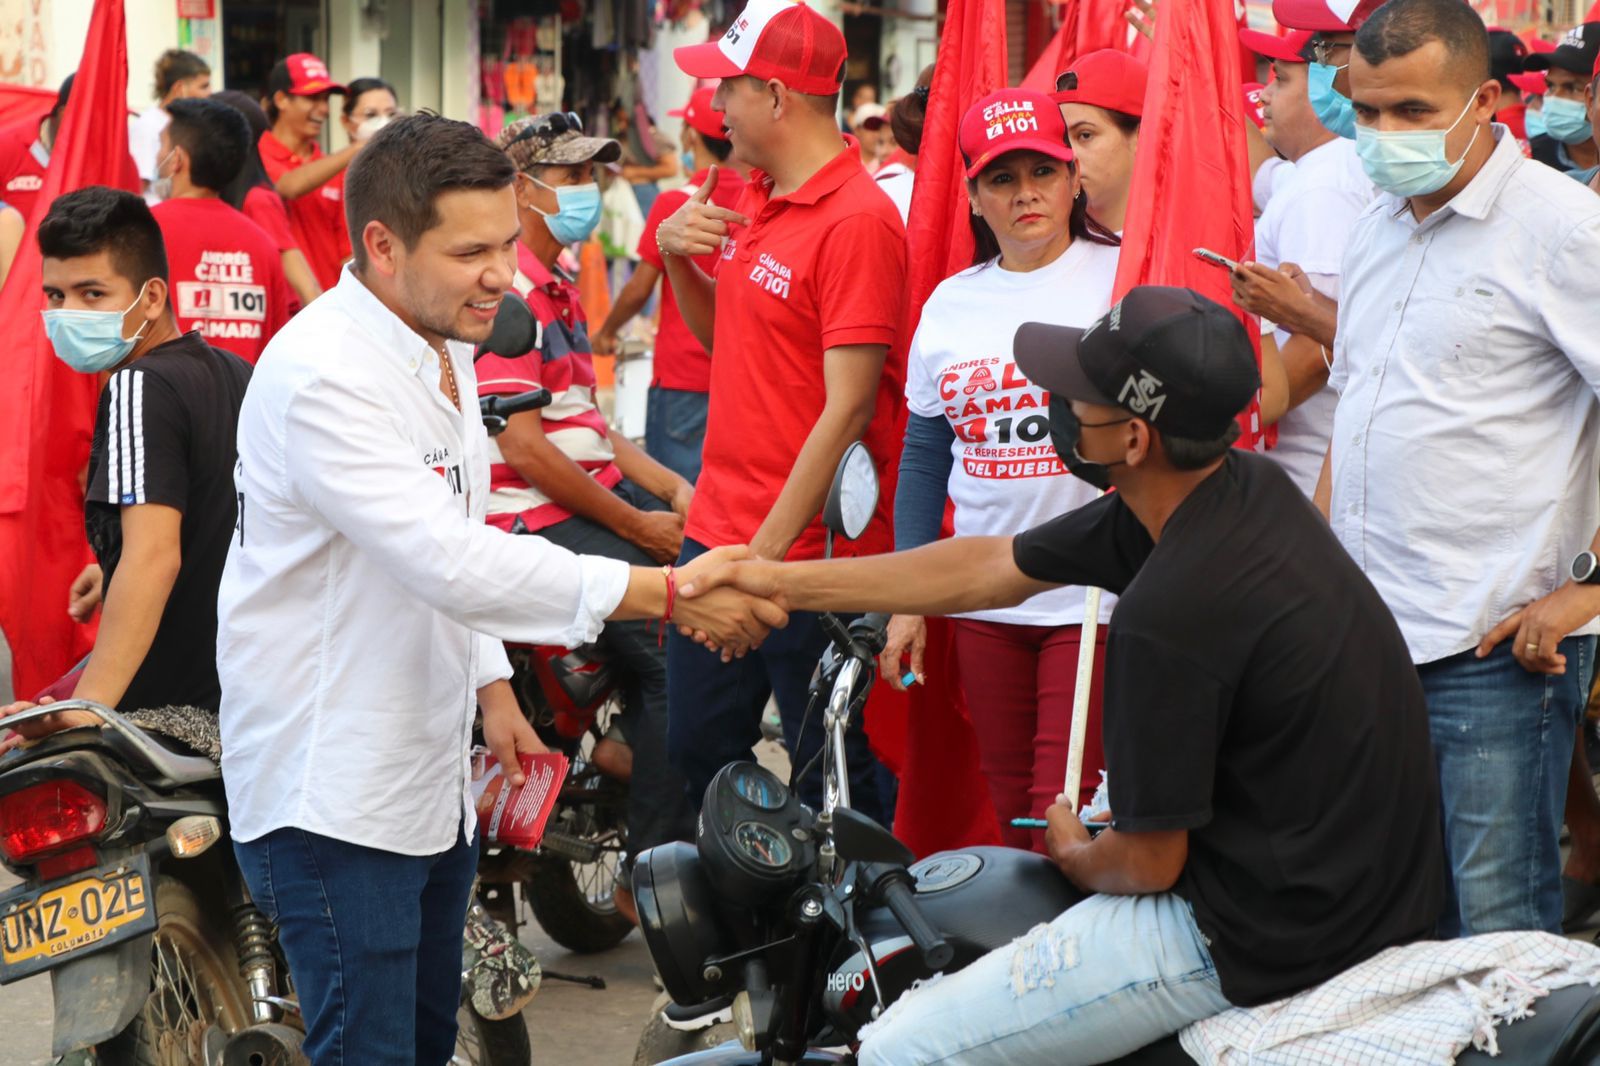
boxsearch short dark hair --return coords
[1355,0,1490,86]
[698,128,735,162]
[153,49,209,100]
[1158,421,1242,470]
[214,90,275,210]
[166,98,250,193]
[342,77,397,117]
[38,186,168,286]
[344,112,517,269]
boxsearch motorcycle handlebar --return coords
[875,870,953,971]
[850,613,891,657]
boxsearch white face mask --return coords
[151,149,176,201]
[1354,92,1480,198]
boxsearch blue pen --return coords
[1010,817,1048,828]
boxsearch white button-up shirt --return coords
[1329,127,1600,665]
[218,268,631,855]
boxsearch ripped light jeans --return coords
[857,892,1228,1066]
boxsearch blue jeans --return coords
[666,537,895,826]
[1420,636,1595,937]
[857,892,1228,1065]
[645,385,708,484]
[233,823,479,1066]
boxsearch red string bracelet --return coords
[659,565,677,647]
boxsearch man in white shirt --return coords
[218,113,785,1065]
[1321,0,1600,939]
[1235,27,1374,497]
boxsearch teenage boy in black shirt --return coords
[1,187,249,748]
[677,286,1443,1063]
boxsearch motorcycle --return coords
[474,298,633,957]
[630,446,1600,1066]
[0,696,536,1066]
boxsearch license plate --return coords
[0,855,155,982]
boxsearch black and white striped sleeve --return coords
[91,368,189,512]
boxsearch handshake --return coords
[667,546,788,660]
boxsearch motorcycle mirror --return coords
[832,807,915,869]
[821,442,879,545]
[475,292,539,360]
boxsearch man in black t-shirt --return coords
[680,287,1444,1064]
[1,187,248,749]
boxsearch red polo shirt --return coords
[475,244,623,534]
[636,166,748,392]
[258,131,351,291]
[686,142,907,561]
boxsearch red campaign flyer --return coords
[470,748,569,848]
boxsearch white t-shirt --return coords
[129,105,169,205]
[1256,137,1374,497]
[906,239,1121,626]
[874,164,914,225]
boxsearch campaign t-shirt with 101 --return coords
[688,142,907,560]
[475,243,621,534]
[907,240,1120,626]
[258,130,351,291]
[636,166,748,393]
[153,197,293,364]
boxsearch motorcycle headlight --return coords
[633,842,733,1006]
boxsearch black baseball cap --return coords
[1487,29,1530,89]
[1524,22,1600,79]
[1013,286,1260,440]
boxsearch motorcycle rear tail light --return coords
[36,845,99,882]
[0,779,108,863]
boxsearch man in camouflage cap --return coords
[480,112,700,922]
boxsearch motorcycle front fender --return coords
[49,932,151,1056]
[660,1042,850,1065]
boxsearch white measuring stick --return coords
[1062,584,1103,815]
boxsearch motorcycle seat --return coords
[1108,982,1600,1065]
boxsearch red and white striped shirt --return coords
[476,245,621,533]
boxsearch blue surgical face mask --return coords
[1355,93,1481,198]
[531,177,602,244]
[680,150,696,175]
[1541,96,1593,145]
[1308,61,1358,140]
[42,282,151,373]
[1524,104,1548,140]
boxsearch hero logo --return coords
[748,252,792,299]
[826,971,866,994]
[1118,370,1165,420]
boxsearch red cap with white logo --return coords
[1271,0,1384,32]
[670,88,729,142]
[284,53,345,96]
[674,0,847,97]
[959,89,1074,179]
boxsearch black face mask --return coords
[1048,395,1128,492]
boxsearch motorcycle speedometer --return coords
[728,762,787,810]
[697,762,812,907]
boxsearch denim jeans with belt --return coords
[857,892,1229,1065]
[1419,635,1596,937]
[232,822,479,1066]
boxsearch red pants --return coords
[952,618,1107,853]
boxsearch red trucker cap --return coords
[284,53,344,96]
[670,87,728,142]
[674,0,847,97]
[960,88,1074,179]
[1272,0,1384,32]
[1240,28,1315,63]
[1051,50,1149,118]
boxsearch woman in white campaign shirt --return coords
[886,88,1120,850]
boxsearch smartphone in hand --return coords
[1193,247,1242,272]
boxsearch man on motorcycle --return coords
[214,113,784,1066]
[678,287,1445,1064]
[0,186,250,746]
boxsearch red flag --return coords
[0,85,57,132]
[1022,0,1136,92]
[1113,0,1265,449]
[1588,0,1600,23]
[878,0,1011,858]
[0,0,137,699]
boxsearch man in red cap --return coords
[1273,0,1387,142]
[1050,49,1147,234]
[1231,27,1373,498]
[592,88,751,483]
[259,53,354,291]
[657,0,906,829]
